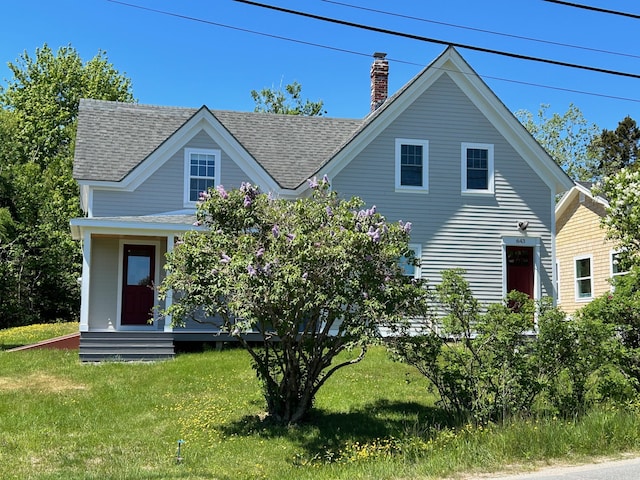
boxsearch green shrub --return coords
[392,269,639,423]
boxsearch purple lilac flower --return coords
[272,225,280,238]
[220,253,231,264]
[285,233,295,243]
[403,222,412,234]
[216,185,228,199]
[199,191,211,201]
[326,206,333,217]
[247,264,257,276]
[244,195,252,207]
[192,220,202,226]
[307,177,319,188]
[256,247,265,258]
[366,226,381,243]
[302,272,308,280]
[322,174,329,185]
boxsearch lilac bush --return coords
[161,178,427,424]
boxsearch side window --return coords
[611,251,628,288]
[461,143,494,194]
[574,255,593,301]
[395,139,429,192]
[399,243,422,278]
[184,148,221,206]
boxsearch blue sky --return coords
[2,0,638,130]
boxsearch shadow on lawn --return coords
[219,399,458,458]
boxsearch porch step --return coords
[79,331,175,362]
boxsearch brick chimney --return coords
[370,52,388,111]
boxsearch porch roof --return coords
[70,214,200,240]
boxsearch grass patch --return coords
[0,346,639,479]
[0,322,79,350]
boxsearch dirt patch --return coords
[0,373,88,393]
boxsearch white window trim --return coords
[574,254,594,302]
[461,142,494,195]
[395,138,429,193]
[184,147,221,207]
[555,259,561,304]
[405,243,422,279]
[610,250,628,290]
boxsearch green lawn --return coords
[1,336,640,479]
[0,322,79,350]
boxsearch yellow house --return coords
[555,182,624,315]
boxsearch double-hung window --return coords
[395,139,429,192]
[399,243,422,279]
[461,143,494,194]
[611,251,628,286]
[184,148,221,206]
[574,255,593,301]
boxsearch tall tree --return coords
[594,168,640,269]
[0,44,134,327]
[161,179,426,424]
[515,103,599,181]
[251,80,325,116]
[589,116,640,180]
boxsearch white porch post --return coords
[163,234,175,333]
[79,230,91,332]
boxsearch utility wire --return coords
[322,0,640,60]
[543,0,640,20]
[234,0,640,80]
[105,0,640,103]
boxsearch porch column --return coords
[163,234,175,333]
[79,231,91,332]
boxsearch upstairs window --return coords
[574,255,593,301]
[184,148,220,205]
[395,139,429,192]
[461,143,494,194]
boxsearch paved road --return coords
[473,457,640,479]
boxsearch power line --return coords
[543,0,640,20]
[322,0,640,60]
[234,0,640,80]
[105,0,640,104]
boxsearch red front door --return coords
[121,244,155,325]
[506,246,534,298]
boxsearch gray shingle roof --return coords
[74,99,363,189]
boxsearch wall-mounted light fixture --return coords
[517,221,529,231]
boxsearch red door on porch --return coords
[506,246,534,298]
[121,244,155,325]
